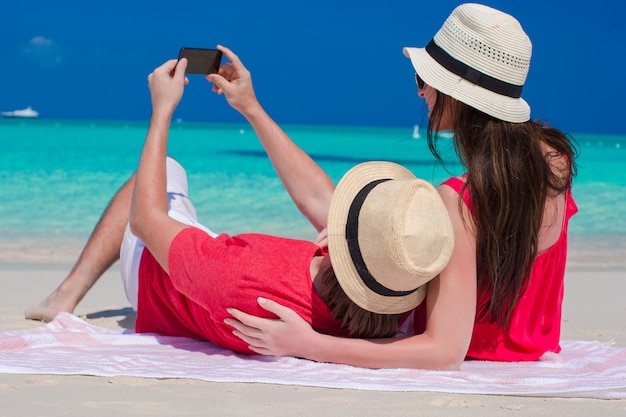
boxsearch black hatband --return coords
[425,39,523,98]
[345,179,418,298]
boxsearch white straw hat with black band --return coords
[403,3,532,123]
[327,161,454,315]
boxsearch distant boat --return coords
[1,106,39,118]
[412,124,420,139]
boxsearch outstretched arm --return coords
[207,45,334,232]
[129,58,190,273]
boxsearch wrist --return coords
[150,107,174,125]
[238,100,266,122]
[300,331,329,363]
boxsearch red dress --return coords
[414,177,578,361]
[135,228,345,354]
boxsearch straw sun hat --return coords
[403,3,532,123]
[327,161,454,315]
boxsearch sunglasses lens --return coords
[415,73,425,89]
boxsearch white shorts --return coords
[120,157,218,310]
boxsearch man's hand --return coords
[148,58,189,117]
[206,45,261,117]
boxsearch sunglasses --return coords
[415,73,425,89]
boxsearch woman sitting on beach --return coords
[210,3,578,369]
[26,58,455,355]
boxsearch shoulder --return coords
[438,177,464,197]
[438,178,475,221]
[439,176,466,193]
[437,183,461,210]
[436,181,477,261]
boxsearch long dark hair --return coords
[320,265,403,338]
[427,92,578,327]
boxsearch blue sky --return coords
[1,1,624,134]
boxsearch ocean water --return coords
[1,118,625,267]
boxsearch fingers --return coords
[209,62,234,82]
[224,308,271,351]
[149,59,186,87]
[217,45,246,73]
[226,306,267,329]
[207,61,235,92]
[313,228,328,247]
[147,58,188,114]
[173,58,188,82]
[230,326,264,348]
[224,300,286,336]
[218,62,234,77]
[246,346,271,355]
[207,72,228,95]
[155,59,180,76]
[224,301,305,358]
[225,299,293,328]
[256,297,294,319]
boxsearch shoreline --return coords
[1,234,625,270]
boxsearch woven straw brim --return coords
[403,46,530,123]
[327,162,447,315]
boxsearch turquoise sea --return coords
[1,119,625,268]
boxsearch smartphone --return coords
[177,47,222,74]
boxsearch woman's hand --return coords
[147,59,189,118]
[206,45,261,117]
[225,298,318,357]
[313,228,328,248]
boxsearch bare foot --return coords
[24,289,78,322]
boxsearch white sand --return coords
[1,266,625,416]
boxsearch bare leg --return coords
[25,174,136,322]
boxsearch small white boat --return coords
[412,124,420,139]
[1,106,39,118]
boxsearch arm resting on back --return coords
[227,185,477,369]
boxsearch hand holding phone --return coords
[178,47,222,75]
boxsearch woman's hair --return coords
[320,265,402,338]
[427,91,578,327]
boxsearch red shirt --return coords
[135,228,345,354]
[414,177,578,361]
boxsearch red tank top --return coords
[135,228,345,354]
[414,177,578,361]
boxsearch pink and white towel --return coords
[1,313,625,399]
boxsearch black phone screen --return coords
[178,48,222,74]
